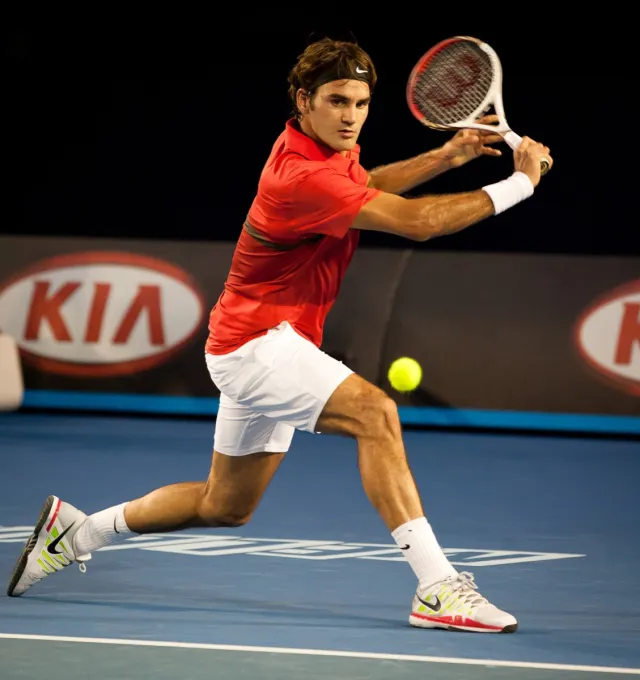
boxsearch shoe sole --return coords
[6,495,56,597]
[410,615,517,634]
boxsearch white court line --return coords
[0,633,639,675]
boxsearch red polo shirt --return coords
[205,119,381,355]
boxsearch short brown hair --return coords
[287,37,377,119]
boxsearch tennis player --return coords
[8,38,552,633]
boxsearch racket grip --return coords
[503,130,523,150]
[503,131,551,176]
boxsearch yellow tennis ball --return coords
[388,357,422,392]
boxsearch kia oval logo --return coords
[0,251,206,377]
[574,280,640,396]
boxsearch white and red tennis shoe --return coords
[410,571,518,633]
[7,495,91,597]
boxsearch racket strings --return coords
[412,42,493,125]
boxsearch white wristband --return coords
[482,171,534,215]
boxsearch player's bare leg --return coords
[317,375,424,531]
[7,450,284,596]
[123,449,285,532]
[316,373,518,633]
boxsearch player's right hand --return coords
[514,137,553,187]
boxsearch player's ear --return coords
[296,88,310,116]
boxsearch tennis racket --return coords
[406,36,550,175]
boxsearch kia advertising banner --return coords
[372,252,640,431]
[0,237,235,406]
[0,235,638,433]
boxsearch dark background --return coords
[4,18,637,257]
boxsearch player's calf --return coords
[317,375,422,529]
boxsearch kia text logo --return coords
[574,280,640,396]
[0,251,206,377]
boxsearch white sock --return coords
[391,516,457,589]
[73,502,135,555]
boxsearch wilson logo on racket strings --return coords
[427,54,482,108]
[0,252,205,377]
[575,280,640,395]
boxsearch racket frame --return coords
[406,36,548,172]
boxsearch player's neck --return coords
[297,117,348,157]
[297,117,323,147]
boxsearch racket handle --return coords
[503,131,551,176]
[503,130,523,150]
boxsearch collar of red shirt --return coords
[284,118,360,166]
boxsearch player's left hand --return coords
[440,115,504,169]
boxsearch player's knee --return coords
[355,384,401,441]
[198,498,253,528]
[217,511,252,528]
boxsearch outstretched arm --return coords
[367,148,452,194]
[367,115,504,195]
[356,136,552,241]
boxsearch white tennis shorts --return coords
[205,321,353,456]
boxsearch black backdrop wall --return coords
[5,20,636,256]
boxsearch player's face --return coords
[300,80,371,154]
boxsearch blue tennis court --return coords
[1,412,639,678]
